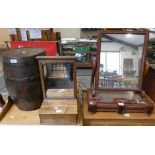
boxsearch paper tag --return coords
[89,102,94,105]
[123,113,130,117]
[58,89,65,93]
[10,115,14,119]
[56,109,62,113]
[118,102,124,106]
[10,59,17,63]
[54,107,59,110]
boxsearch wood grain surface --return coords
[0,104,40,125]
[39,99,78,125]
[39,99,77,114]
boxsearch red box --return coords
[10,41,57,56]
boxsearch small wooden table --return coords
[83,91,155,126]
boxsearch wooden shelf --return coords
[148,49,155,52]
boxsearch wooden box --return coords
[39,99,77,125]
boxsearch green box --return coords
[75,46,90,53]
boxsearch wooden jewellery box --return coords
[37,56,79,125]
[83,29,155,125]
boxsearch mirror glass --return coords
[44,62,74,98]
[99,33,145,89]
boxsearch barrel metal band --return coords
[3,61,37,67]
[4,75,40,82]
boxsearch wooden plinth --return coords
[83,91,155,126]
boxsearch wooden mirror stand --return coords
[87,29,154,115]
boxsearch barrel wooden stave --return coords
[3,48,45,111]
[5,77,42,98]
[3,64,39,79]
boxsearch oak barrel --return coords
[3,48,45,111]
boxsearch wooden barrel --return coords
[3,48,45,111]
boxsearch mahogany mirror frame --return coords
[95,29,149,91]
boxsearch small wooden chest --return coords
[39,99,78,125]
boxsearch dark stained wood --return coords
[75,62,93,68]
[16,28,22,41]
[87,89,154,115]
[83,91,155,126]
[0,94,5,107]
[3,48,46,111]
[143,63,155,102]
[26,31,31,41]
[85,29,154,116]
[10,34,18,41]
[41,30,48,41]
[56,32,61,40]
[44,30,52,41]
[95,29,149,90]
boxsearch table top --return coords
[0,99,77,125]
[0,104,40,125]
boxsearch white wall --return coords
[0,28,10,48]
[149,33,155,39]
[54,28,80,39]
[101,42,143,76]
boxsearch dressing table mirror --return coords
[88,29,154,115]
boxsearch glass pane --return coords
[99,33,145,89]
[44,62,74,98]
